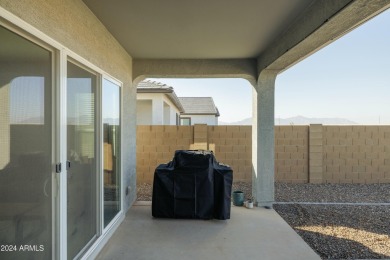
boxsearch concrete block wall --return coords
[137,125,193,183]
[208,125,252,182]
[136,125,252,183]
[322,126,390,184]
[192,124,208,150]
[309,125,323,183]
[275,126,309,183]
[136,125,390,184]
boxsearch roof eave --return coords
[166,93,185,113]
[137,88,172,94]
[137,88,184,112]
[181,113,219,116]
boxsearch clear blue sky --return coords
[149,8,390,125]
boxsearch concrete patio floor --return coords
[97,202,320,260]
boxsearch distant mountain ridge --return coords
[220,116,357,125]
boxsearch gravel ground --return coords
[137,182,390,259]
[275,183,390,203]
[137,182,153,201]
[274,204,390,259]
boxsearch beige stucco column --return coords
[252,70,278,207]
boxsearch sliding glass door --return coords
[0,25,53,259]
[0,22,122,260]
[102,79,121,227]
[66,61,97,259]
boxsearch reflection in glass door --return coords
[0,25,52,260]
[66,61,97,259]
[102,79,121,227]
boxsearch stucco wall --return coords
[137,93,180,125]
[0,0,136,209]
[163,102,170,125]
[183,114,218,125]
[137,100,152,125]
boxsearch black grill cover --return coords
[152,150,233,220]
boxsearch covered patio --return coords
[97,203,319,260]
[1,0,389,259]
[84,0,390,207]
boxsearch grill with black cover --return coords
[152,150,233,220]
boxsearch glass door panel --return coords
[0,25,52,259]
[66,61,97,259]
[102,79,121,227]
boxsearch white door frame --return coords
[0,7,125,260]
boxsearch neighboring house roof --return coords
[137,80,184,112]
[178,97,220,116]
[137,81,220,117]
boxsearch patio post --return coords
[252,69,278,207]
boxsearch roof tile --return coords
[178,97,219,115]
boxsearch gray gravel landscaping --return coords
[274,204,390,259]
[137,182,390,259]
[273,183,390,259]
[275,183,390,203]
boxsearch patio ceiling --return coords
[83,0,390,78]
[82,0,315,59]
